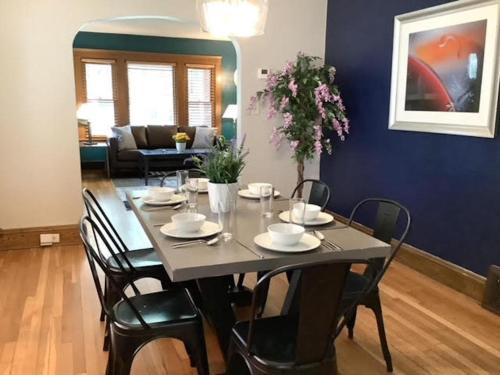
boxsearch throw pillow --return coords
[147,125,177,148]
[130,126,148,148]
[112,126,137,151]
[192,127,216,149]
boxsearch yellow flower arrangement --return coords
[172,132,191,143]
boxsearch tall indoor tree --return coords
[251,53,349,197]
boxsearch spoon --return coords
[145,203,184,213]
[171,237,219,248]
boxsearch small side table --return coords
[79,141,110,178]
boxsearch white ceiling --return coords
[80,17,230,41]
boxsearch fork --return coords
[313,230,343,251]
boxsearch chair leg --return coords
[100,307,106,322]
[103,281,123,352]
[346,305,358,339]
[369,296,393,372]
[103,322,111,351]
[109,329,144,375]
[182,323,210,375]
[226,353,252,375]
[101,277,109,322]
[105,335,113,375]
[255,271,269,318]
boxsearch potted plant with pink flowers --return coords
[250,52,349,197]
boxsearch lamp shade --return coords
[222,104,238,120]
[76,103,94,121]
[197,0,269,38]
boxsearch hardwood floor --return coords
[0,171,499,374]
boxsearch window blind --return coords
[127,63,177,125]
[187,67,214,127]
[81,61,118,136]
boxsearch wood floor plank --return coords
[1,245,499,375]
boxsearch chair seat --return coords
[342,271,378,300]
[232,316,298,363]
[113,289,198,328]
[106,248,163,272]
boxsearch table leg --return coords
[281,270,302,316]
[104,148,110,178]
[143,157,150,186]
[197,276,235,358]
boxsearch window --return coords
[74,49,222,140]
[127,63,176,125]
[82,62,116,136]
[187,67,214,127]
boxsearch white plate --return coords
[279,211,334,226]
[143,194,187,206]
[179,184,208,194]
[254,232,320,253]
[238,189,281,200]
[160,221,221,239]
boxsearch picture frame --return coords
[388,0,500,138]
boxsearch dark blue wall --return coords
[73,32,237,139]
[323,0,500,276]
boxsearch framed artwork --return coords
[389,0,500,138]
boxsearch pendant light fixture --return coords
[197,0,269,38]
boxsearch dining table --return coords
[127,191,391,357]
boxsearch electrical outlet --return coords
[40,233,60,246]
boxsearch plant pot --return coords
[207,182,239,213]
[176,142,186,152]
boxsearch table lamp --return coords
[77,103,97,145]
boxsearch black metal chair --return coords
[227,258,372,375]
[291,179,331,210]
[82,188,173,349]
[339,198,411,372]
[80,216,209,375]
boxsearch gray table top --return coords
[128,192,392,282]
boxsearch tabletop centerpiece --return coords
[193,136,248,213]
[172,132,191,152]
[251,52,349,197]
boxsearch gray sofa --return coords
[108,125,211,176]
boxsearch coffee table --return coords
[138,148,210,185]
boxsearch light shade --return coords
[76,103,94,121]
[223,104,238,120]
[197,0,269,38]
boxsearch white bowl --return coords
[267,223,305,246]
[148,187,175,202]
[197,178,209,191]
[293,203,321,222]
[171,213,206,233]
[248,182,272,196]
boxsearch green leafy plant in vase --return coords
[193,136,248,213]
